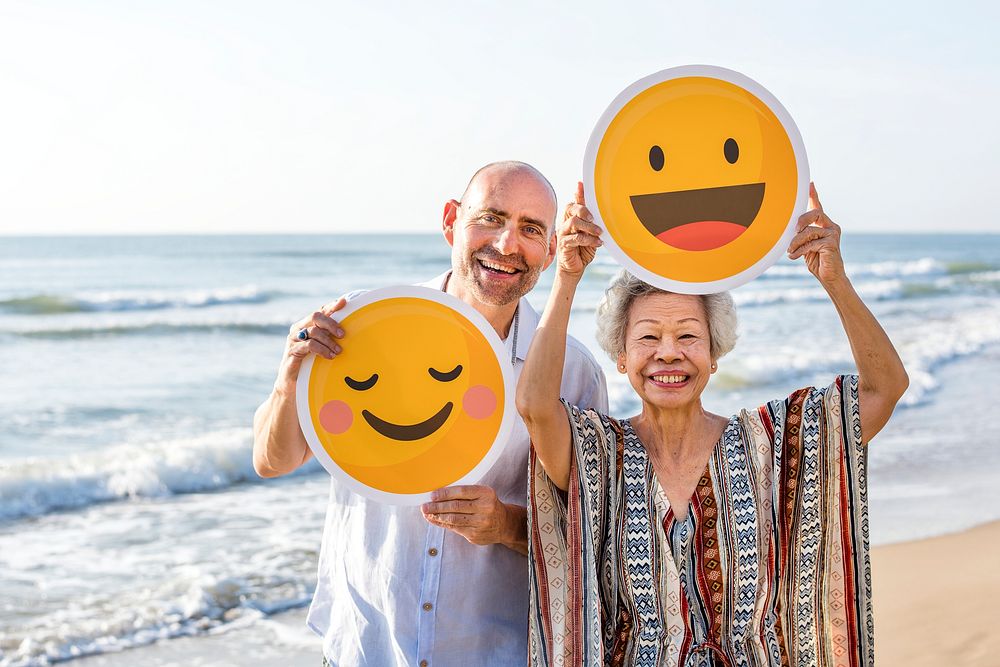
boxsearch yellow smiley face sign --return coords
[296,286,514,504]
[585,65,809,293]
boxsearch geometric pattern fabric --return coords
[528,375,873,667]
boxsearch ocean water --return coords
[2,233,999,665]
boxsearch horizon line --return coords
[2,230,998,238]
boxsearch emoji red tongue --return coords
[656,221,747,251]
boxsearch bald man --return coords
[253,162,608,667]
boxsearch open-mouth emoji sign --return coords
[585,65,810,293]
[296,286,514,504]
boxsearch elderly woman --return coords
[516,183,908,667]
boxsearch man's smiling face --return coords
[446,165,557,307]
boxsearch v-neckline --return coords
[623,414,737,525]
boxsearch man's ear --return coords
[442,199,460,247]
[541,226,558,271]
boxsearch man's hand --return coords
[557,182,603,279]
[421,485,528,555]
[787,183,846,287]
[275,297,348,394]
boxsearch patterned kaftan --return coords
[528,376,873,667]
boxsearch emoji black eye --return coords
[648,145,664,171]
[344,373,378,391]
[724,138,739,164]
[428,364,463,382]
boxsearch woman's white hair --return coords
[595,270,738,362]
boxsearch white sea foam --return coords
[734,279,905,307]
[590,257,953,284]
[0,429,320,522]
[0,470,327,667]
[0,285,278,315]
[761,257,947,280]
[893,305,1000,407]
[968,270,1000,283]
[847,257,947,278]
[9,319,290,339]
[0,570,314,667]
[80,285,275,311]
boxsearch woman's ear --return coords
[617,352,627,374]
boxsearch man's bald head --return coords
[459,161,558,228]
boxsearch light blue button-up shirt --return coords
[306,272,608,667]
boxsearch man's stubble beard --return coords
[456,247,542,307]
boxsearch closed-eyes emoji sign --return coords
[297,286,514,504]
[585,65,810,293]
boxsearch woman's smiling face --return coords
[619,292,716,411]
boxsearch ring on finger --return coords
[296,327,310,341]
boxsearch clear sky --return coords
[1,0,997,234]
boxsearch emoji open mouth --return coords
[362,403,453,441]
[629,183,765,251]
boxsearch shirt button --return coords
[422,602,433,611]
[428,548,438,556]
[420,662,429,667]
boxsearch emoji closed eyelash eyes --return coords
[301,290,513,500]
[428,364,463,382]
[344,373,379,391]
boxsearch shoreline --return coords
[68,519,1000,667]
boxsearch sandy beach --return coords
[68,520,1000,667]
[872,520,1000,666]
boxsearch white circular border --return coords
[295,285,516,506]
[583,65,810,294]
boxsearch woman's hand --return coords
[787,183,846,286]
[557,182,603,279]
[786,182,909,442]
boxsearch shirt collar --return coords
[511,298,539,363]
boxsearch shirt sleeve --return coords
[561,401,618,540]
[560,344,610,414]
[528,401,617,666]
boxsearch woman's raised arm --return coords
[787,183,909,443]
[516,183,603,490]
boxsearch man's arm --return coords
[252,298,347,478]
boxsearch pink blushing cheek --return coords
[463,385,496,420]
[319,400,353,434]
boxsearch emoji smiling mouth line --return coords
[361,403,454,441]
[630,182,766,251]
